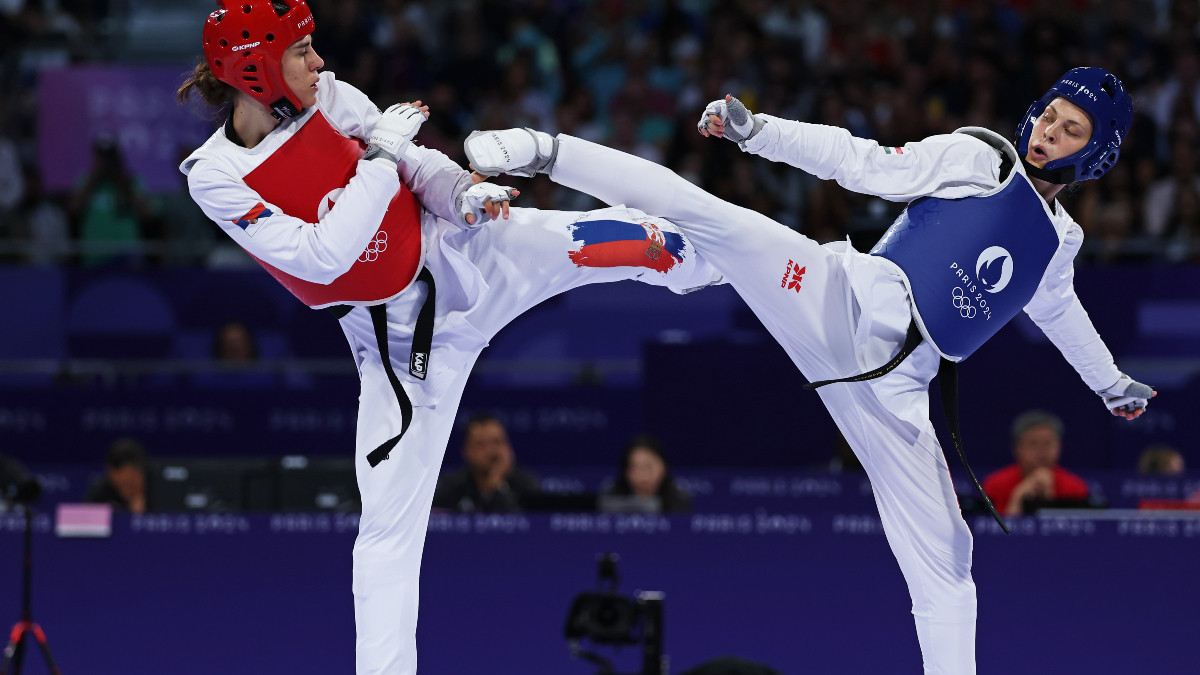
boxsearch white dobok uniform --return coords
[180,71,716,674]
[543,118,1122,675]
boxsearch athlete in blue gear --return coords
[465,67,1156,675]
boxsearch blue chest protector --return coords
[869,170,1060,361]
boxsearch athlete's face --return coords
[1013,424,1062,475]
[626,447,666,498]
[282,35,323,109]
[1025,97,1092,168]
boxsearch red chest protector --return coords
[241,111,422,308]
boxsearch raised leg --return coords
[450,204,720,341]
[548,134,862,383]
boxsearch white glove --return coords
[696,95,765,143]
[364,102,428,166]
[456,182,519,228]
[1095,373,1155,419]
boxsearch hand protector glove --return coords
[1095,373,1155,418]
[456,182,519,228]
[696,95,765,143]
[364,103,427,166]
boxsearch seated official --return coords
[432,414,540,513]
[982,410,1089,516]
[599,435,692,514]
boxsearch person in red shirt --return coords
[982,410,1090,515]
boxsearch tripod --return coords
[1,505,60,675]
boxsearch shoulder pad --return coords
[953,126,1020,168]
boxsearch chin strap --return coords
[1019,156,1075,184]
[269,97,303,121]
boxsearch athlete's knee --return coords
[912,574,977,618]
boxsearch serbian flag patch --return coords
[233,202,273,231]
[882,146,905,155]
[567,219,686,274]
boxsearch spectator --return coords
[600,434,691,513]
[9,167,70,266]
[212,319,259,362]
[157,147,219,267]
[982,411,1090,516]
[432,414,540,513]
[85,437,148,514]
[1143,139,1200,239]
[68,136,156,267]
[1163,182,1200,262]
[1137,445,1186,475]
[192,319,293,389]
[0,102,23,216]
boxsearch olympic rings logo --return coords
[359,231,388,263]
[952,287,976,318]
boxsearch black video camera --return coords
[564,553,665,675]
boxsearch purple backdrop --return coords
[0,512,1195,674]
[38,66,215,194]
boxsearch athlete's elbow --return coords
[303,252,356,285]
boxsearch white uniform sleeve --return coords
[320,72,473,226]
[187,156,400,284]
[317,71,378,143]
[397,144,474,226]
[741,114,1001,201]
[1022,220,1122,391]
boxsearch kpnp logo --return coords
[410,351,428,378]
[780,258,805,293]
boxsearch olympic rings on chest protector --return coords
[952,286,976,318]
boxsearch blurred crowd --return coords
[2,0,1200,265]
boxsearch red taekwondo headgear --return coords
[203,0,316,120]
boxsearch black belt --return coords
[803,319,1011,535]
[329,267,436,469]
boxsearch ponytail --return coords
[177,61,236,118]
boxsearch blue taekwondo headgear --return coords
[1016,66,1133,184]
